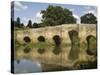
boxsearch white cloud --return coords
[35,11,43,23]
[70,8,75,12]
[22,16,42,26]
[21,12,43,26]
[36,11,43,18]
[34,18,42,23]
[84,6,92,10]
[14,1,28,11]
[83,6,97,17]
[73,14,80,24]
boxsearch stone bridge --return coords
[14,24,96,45]
[15,24,97,70]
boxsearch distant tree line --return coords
[11,17,41,28]
[11,5,97,28]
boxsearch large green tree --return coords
[41,5,76,26]
[81,13,97,24]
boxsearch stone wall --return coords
[14,24,97,44]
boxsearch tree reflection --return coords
[24,47,31,54]
[53,46,61,55]
[37,48,45,54]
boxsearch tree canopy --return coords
[81,13,97,24]
[41,5,76,26]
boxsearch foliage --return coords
[16,17,20,27]
[12,17,24,28]
[20,23,24,28]
[41,5,76,26]
[81,13,97,24]
[33,22,39,28]
[27,20,33,28]
[13,7,97,29]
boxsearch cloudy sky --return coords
[12,1,97,25]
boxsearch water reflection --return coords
[37,48,45,54]
[24,47,31,54]
[68,45,79,60]
[86,35,97,56]
[68,30,80,60]
[14,59,42,73]
[14,42,80,73]
[53,46,61,55]
[53,35,61,46]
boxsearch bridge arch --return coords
[37,36,45,42]
[23,36,31,43]
[53,35,61,46]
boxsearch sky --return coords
[12,1,97,25]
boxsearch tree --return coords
[16,17,21,27]
[14,17,21,28]
[81,13,97,24]
[33,22,39,28]
[20,23,24,28]
[27,20,33,28]
[14,17,25,28]
[41,5,76,26]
